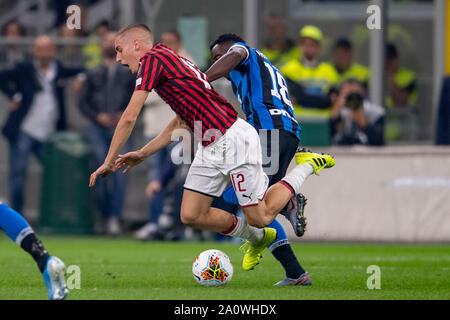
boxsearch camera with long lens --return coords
[345,92,364,110]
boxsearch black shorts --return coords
[260,130,300,187]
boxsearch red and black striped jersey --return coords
[135,43,237,145]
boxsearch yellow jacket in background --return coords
[329,62,370,87]
[261,45,301,69]
[281,59,339,118]
[386,67,418,107]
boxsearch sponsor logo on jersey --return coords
[269,108,298,123]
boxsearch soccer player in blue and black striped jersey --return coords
[207,34,311,286]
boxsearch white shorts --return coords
[184,118,268,207]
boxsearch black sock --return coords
[271,244,305,279]
[20,233,49,273]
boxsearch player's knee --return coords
[180,208,201,226]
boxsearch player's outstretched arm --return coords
[205,46,247,82]
[89,90,148,187]
[114,116,187,174]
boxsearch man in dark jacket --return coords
[0,35,84,213]
[78,31,135,235]
[330,78,385,146]
[436,76,450,145]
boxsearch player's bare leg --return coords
[241,163,314,228]
[180,189,271,246]
[234,187,291,271]
[243,150,335,229]
[241,182,294,228]
[237,152,334,270]
[180,189,231,232]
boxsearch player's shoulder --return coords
[150,43,178,58]
[236,42,268,60]
[231,41,250,50]
[229,42,251,58]
[139,51,153,66]
[141,43,172,62]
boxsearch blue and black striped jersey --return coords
[227,42,301,140]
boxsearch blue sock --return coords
[0,202,33,245]
[266,219,289,250]
[222,186,239,206]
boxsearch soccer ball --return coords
[192,249,233,286]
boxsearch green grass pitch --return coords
[0,235,449,300]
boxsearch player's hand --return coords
[96,113,115,128]
[350,107,368,128]
[89,162,114,187]
[114,150,145,174]
[145,181,162,199]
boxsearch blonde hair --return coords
[117,23,153,44]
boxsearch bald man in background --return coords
[0,35,84,213]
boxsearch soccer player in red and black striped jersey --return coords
[89,24,335,270]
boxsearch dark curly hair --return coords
[210,33,245,50]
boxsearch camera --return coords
[345,92,364,110]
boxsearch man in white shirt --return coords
[0,35,84,212]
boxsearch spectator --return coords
[329,37,370,87]
[59,24,86,67]
[0,35,84,213]
[281,25,338,118]
[1,19,26,38]
[78,31,135,236]
[1,20,28,67]
[386,43,418,108]
[261,14,301,69]
[160,30,192,60]
[435,76,450,145]
[95,20,111,40]
[138,148,190,241]
[330,78,385,146]
[134,30,193,241]
[82,20,112,70]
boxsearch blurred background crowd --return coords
[0,0,448,240]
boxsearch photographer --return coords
[330,78,385,146]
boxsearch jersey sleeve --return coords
[135,54,164,91]
[227,42,250,66]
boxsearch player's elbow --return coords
[121,115,137,126]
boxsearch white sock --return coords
[281,164,314,194]
[224,216,264,244]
